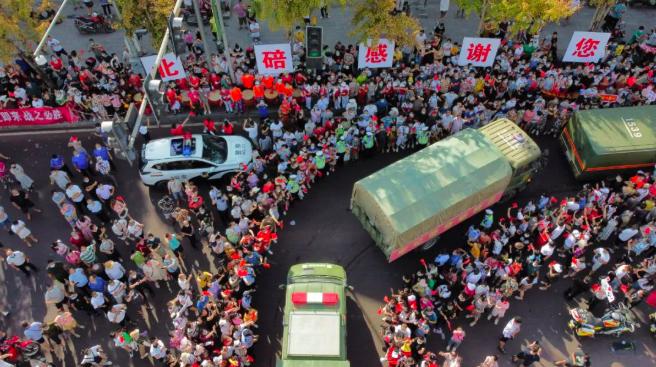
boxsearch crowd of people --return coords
[377,171,656,367]
[1,2,656,367]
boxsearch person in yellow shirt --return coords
[197,271,213,290]
[469,241,481,260]
[293,26,305,44]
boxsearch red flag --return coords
[419,258,427,267]
[384,296,390,303]
[377,308,383,315]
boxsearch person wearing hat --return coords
[362,130,376,158]
[481,209,494,229]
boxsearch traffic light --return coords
[168,15,186,56]
[306,26,323,69]
[101,120,136,164]
[306,26,323,58]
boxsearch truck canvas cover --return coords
[478,118,541,170]
[562,105,656,179]
[351,129,512,262]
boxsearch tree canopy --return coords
[0,0,52,62]
[351,0,421,48]
[252,0,347,33]
[114,0,173,48]
[454,0,578,37]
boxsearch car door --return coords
[174,159,218,180]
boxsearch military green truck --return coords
[560,105,656,180]
[277,263,350,367]
[351,118,542,262]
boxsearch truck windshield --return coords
[290,274,345,285]
[202,136,228,164]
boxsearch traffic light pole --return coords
[192,0,212,56]
[128,0,185,150]
[209,0,235,82]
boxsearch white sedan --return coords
[139,134,253,186]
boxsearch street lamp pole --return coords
[192,0,212,56]
[33,0,70,57]
[209,0,235,82]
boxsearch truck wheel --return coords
[421,237,439,251]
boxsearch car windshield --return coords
[202,136,228,164]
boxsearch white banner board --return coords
[457,37,501,67]
[358,39,395,69]
[254,43,294,75]
[140,53,187,82]
[563,31,610,63]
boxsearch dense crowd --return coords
[1,2,656,367]
[377,174,656,367]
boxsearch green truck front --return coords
[350,118,540,262]
[277,263,350,367]
[560,105,656,180]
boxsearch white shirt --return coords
[96,184,113,200]
[6,251,26,266]
[502,319,521,338]
[66,185,84,203]
[90,293,106,309]
[619,228,639,242]
[47,37,64,52]
[107,305,127,323]
[149,340,167,359]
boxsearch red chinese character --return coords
[466,42,492,63]
[365,43,388,64]
[158,58,180,78]
[572,37,600,58]
[262,49,287,70]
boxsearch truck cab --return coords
[277,263,350,367]
[479,118,542,197]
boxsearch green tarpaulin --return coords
[562,105,656,179]
[351,129,512,260]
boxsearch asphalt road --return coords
[0,127,654,367]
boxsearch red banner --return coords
[599,94,618,103]
[0,106,78,127]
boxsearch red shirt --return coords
[262,76,274,89]
[230,87,242,102]
[170,125,185,136]
[253,84,264,98]
[177,78,189,91]
[203,120,216,132]
[189,75,201,89]
[281,73,293,85]
[50,58,63,71]
[128,74,142,88]
[241,74,255,89]
[222,122,234,135]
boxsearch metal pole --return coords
[210,0,235,82]
[129,0,185,149]
[33,0,70,57]
[192,0,212,55]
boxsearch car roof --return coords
[144,135,203,161]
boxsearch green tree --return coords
[114,0,174,48]
[0,0,52,63]
[351,0,421,48]
[252,0,347,34]
[454,0,578,37]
